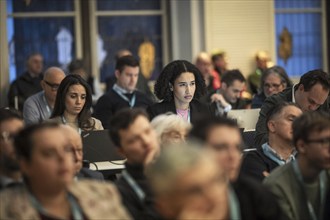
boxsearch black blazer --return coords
[146,99,214,125]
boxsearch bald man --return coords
[61,125,104,180]
[23,67,66,125]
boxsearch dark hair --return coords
[154,60,206,101]
[211,52,226,63]
[265,102,299,131]
[298,69,330,92]
[51,74,95,131]
[261,66,292,91]
[14,122,60,161]
[189,114,239,142]
[0,107,23,124]
[221,69,246,86]
[108,108,149,148]
[115,55,139,73]
[68,59,85,73]
[292,111,330,147]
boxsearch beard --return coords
[0,155,20,172]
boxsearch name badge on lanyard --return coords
[113,86,136,108]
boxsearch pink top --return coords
[176,109,189,121]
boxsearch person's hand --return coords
[210,93,230,108]
[262,171,269,177]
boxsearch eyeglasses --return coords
[264,83,282,89]
[305,137,330,148]
[44,80,60,91]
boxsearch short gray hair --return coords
[150,113,192,143]
[146,141,210,195]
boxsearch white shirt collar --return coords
[113,83,134,94]
[292,84,297,103]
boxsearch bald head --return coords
[61,125,83,174]
[41,67,66,107]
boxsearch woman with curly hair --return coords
[147,60,212,124]
[50,74,103,133]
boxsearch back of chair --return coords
[242,130,256,149]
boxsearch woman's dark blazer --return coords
[146,99,214,125]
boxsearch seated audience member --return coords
[210,69,251,116]
[105,49,155,102]
[255,69,330,147]
[147,60,212,125]
[94,56,153,129]
[189,115,287,220]
[0,122,131,219]
[147,144,230,220]
[248,51,271,95]
[109,108,162,220]
[195,52,220,92]
[150,113,191,147]
[50,74,103,133]
[252,66,292,108]
[211,50,228,78]
[264,111,330,220]
[8,53,44,111]
[0,108,24,190]
[23,67,66,125]
[61,125,103,180]
[68,59,103,104]
[240,102,302,182]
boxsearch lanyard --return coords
[29,192,84,220]
[262,143,296,166]
[176,108,191,123]
[122,170,145,202]
[292,160,326,220]
[228,185,241,220]
[61,116,82,135]
[113,85,136,108]
[42,93,52,116]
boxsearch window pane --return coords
[275,0,321,9]
[7,0,74,13]
[98,16,163,81]
[8,17,75,78]
[275,13,322,77]
[97,0,160,11]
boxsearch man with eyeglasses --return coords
[255,69,330,147]
[0,108,24,190]
[23,67,66,125]
[264,111,330,220]
[189,115,287,220]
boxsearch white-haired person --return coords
[150,113,191,147]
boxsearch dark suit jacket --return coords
[76,168,104,181]
[233,176,288,220]
[146,99,213,125]
[240,148,279,182]
[254,86,330,147]
[8,71,43,111]
[93,89,153,129]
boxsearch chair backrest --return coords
[227,108,260,131]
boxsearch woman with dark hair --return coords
[50,74,103,132]
[147,60,212,124]
[251,66,292,108]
